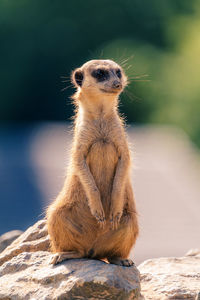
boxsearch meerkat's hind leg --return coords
[50,251,83,265]
[107,257,134,267]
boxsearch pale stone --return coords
[139,252,200,300]
[0,230,23,253]
[185,248,200,257]
[0,219,49,267]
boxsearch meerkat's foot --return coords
[108,257,134,267]
[50,251,82,265]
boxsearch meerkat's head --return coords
[71,60,127,102]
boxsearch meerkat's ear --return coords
[72,68,84,87]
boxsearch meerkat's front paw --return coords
[109,210,122,230]
[91,205,106,228]
[94,209,106,228]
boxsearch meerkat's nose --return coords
[112,80,122,89]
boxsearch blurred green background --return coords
[1,0,200,146]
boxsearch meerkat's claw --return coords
[108,257,134,267]
[97,217,106,228]
[98,218,106,229]
[94,210,106,228]
[50,253,61,265]
[110,212,121,230]
[50,253,69,265]
[50,251,82,265]
[121,259,134,267]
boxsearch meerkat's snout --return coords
[112,80,122,90]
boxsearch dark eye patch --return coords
[116,69,122,79]
[91,68,109,82]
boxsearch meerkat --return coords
[47,59,139,267]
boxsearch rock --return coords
[0,220,141,299]
[0,230,23,253]
[0,219,50,267]
[139,251,200,300]
[185,248,200,257]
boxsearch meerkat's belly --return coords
[86,139,118,196]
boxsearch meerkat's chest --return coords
[86,137,118,183]
[88,136,118,158]
[86,119,119,161]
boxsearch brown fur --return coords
[46,59,139,266]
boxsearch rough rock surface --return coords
[0,220,49,267]
[139,250,200,300]
[0,230,23,253]
[0,220,141,299]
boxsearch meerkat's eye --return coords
[91,68,109,82]
[116,69,122,79]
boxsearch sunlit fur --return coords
[47,59,139,266]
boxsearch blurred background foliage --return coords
[0,0,200,146]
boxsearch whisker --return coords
[128,74,149,79]
[120,55,135,67]
[61,79,72,83]
[61,85,72,92]
[128,79,150,82]
[60,76,70,79]
[126,64,133,70]
[124,90,135,103]
[124,88,142,102]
